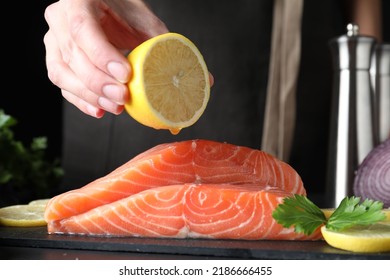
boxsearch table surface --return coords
[0,226,389,260]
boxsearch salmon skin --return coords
[45,139,320,240]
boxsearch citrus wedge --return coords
[125,32,210,135]
[321,223,390,253]
[0,203,47,227]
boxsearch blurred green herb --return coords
[0,109,64,204]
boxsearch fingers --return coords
[44,0,129,117]
[62,90,106,118]
[62,89,124,118]
[44,28,125,117]
[64,0,131,83]
[61,30,129,105]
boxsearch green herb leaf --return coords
[272,194,387,236]
[326,196,386,231]
[272,194,327,235]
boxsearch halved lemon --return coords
[0,203,47,227]
[321,223,390,253]
[125,32,210,135]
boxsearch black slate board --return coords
[1,227,389,259]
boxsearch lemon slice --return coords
[321,208,334,220]
[321,223,390,253]
[125,32,210,135]
[0,204,47,227]
[28,198,51,206]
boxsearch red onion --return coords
[353,138,390,208]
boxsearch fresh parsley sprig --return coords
[272,194,387,235]
[327,196,386,231]
[271,194,326,235]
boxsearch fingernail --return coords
[209,72,214,87]
[98,96,122,115]
[86,104,104,118]
[98,96,114,110]
[102,84,125,104]
[107,61,129,83]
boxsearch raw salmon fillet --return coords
[45,139,320,240]
[49,184,320,240]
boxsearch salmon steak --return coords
[45,139,321,240]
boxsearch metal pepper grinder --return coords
[372,43,390,143]
[326,23,377,207]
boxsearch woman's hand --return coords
[44,0,168,118]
